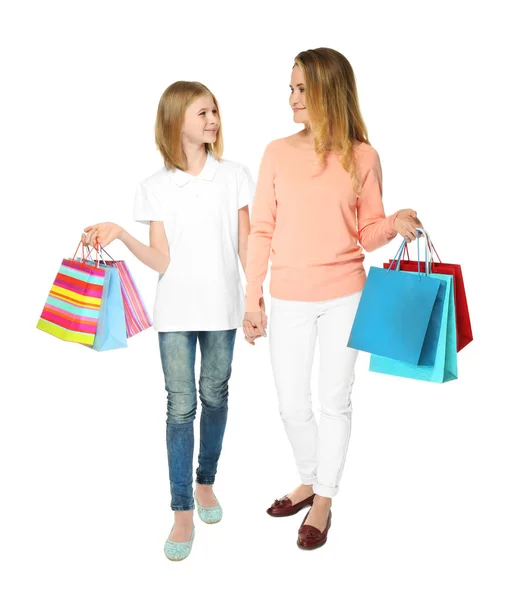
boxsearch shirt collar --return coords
[168,150,219,188]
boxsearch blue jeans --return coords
[158,329,237,511]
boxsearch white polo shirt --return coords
[134,150,255,332]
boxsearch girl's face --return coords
[289,64,309,126]
[182,94,219,146]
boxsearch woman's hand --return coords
[393,209,424,243]
[243,297,268,345]
[82,222,124,248]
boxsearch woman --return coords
[243,48,422,550]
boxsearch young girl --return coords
[243,48,424,550]
[82,81,257,561]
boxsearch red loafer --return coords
[297,508,332,550]
[266,493,315,517]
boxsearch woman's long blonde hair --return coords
[155,81,224,171]
[294,48,369,194]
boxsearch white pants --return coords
[269,291,362,498]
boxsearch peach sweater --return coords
[244,137,399,313]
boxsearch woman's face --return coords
[289,64,309,126]
[182,94,219,146]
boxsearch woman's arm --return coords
[244,143,277,313]
[82,221,170,274]
[356,148,399,252]
[356,147,422,250]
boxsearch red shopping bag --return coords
[384,241,472,352]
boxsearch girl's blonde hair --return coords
[294,48,369,194]
[155,81,224,171]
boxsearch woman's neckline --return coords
[282,136,316,151]
[281,136,364,153]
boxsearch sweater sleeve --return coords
[356,147,399,252]
[244,143,277,312]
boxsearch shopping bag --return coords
[348,233,442,364]
[86,245,152,337]
[417,275,447,366]
[36,246,106,346]
[369,272,458,383]
[383,240,472,352]
[391,230,447,366]
[88,263,128,351]
[104,260,152,337]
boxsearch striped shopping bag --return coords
[36,257,106,346]
[105,260,152,337]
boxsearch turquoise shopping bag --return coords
[348,234,443,364]
[369,272,457,383]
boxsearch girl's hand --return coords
[82,222,124,248]
[393,209,424,243]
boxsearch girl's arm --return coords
[120,222,170,274]
[82,221,170,274]
[237,205,250,272]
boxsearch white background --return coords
[2,1,512,598]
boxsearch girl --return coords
[82,81,258,561]
[242,48,423,550]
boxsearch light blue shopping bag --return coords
[79,256,128,352]
[92,264,127,351]
[348,233,443,364]
[369,272,457,383]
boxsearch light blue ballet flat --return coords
[163,526,195,561]
[194,491,223,524]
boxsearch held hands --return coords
[82,222,124,248]
[243,297,268,345]
[393,209,424,243]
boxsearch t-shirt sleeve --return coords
[133,181,164,224]
[237,164,256,209]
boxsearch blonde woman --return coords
[82,81,255,560]
[243,48,423,550]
